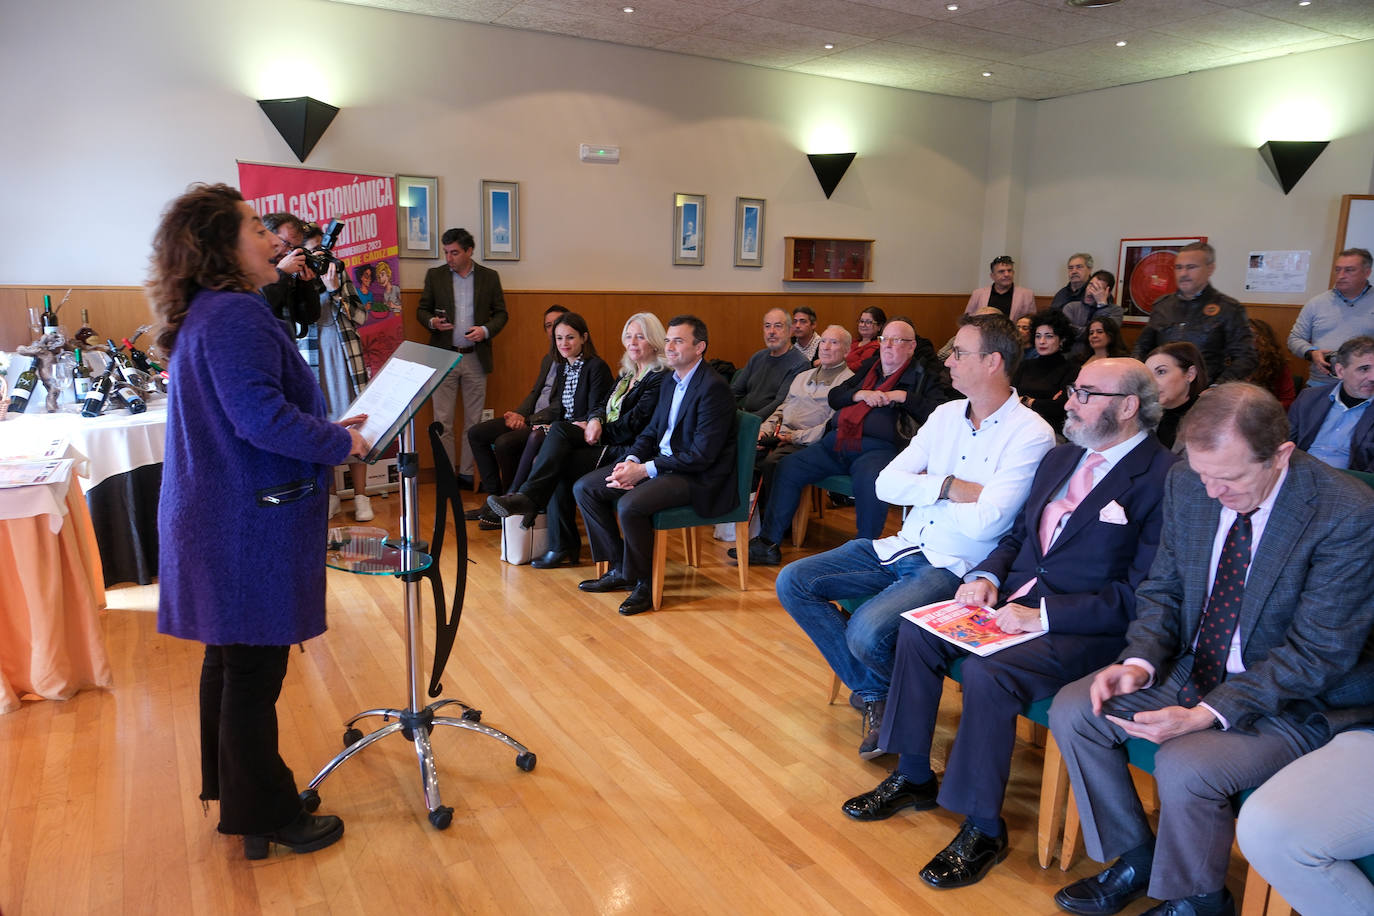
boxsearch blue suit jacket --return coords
[629,360,738,518]
[1122,450,1374,733]
[1288,383,1374,472]
[975,435,1178,638]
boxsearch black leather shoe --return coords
[476,511,502,530]
[1055,859,1151,915]
[463,506,486,521]
[919,819,1010,888]
[746,536,782,566]
[455,473,475,490]
[487,492,537,526]
[859,699,887,759]
[1139,891,1234,916]
[841,772,939,821]
[243,811,344,860]
[531,549,577,569]
[618,581,653,616]
[579,570,633,592]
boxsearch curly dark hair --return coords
[1028,308,1076,353]
[1247,317,1287,391]
[147,183,255,353]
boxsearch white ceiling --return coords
[329,0,1374,101]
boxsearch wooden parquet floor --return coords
[0,487,1248,915]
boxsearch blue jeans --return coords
[775,539,961,702]
[759,432,897,544]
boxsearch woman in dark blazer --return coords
[487,312,668,568]
[150,183,368,860]
[504,311,613,491]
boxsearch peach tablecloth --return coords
[0,480,112,714]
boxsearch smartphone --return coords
[1100,698,1136,721]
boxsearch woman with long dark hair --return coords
[1146,341,1209,451]
[150,183,368,860]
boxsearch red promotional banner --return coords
[236,162,403,326]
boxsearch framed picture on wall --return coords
[481,180,520,261]
[673,193,706,266]
[1117,236,1207,324]
[396,175,439,259]
[734,197,764,268]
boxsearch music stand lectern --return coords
[302,342,535,830]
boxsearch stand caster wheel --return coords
[429,806,453,829]
[516,751,537,772]
[343,727,364,747]
[300,789,321,812]
[461,708,482,723]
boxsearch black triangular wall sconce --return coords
[1258,140,1329,195]
[807,152,857,199]
[257,97,340,162]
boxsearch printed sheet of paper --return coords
[1244,250,1310,293]
[0,458,74,488]
[901,599,1045,657]
[343,357,435,449]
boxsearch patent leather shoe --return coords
[487,492,538,527]
[841,772,938,821]
[1139,891,1234,916]
[531,549,577,569]
[1054,859,1151,915]
[919,819,1010,888]
[579,570,633,592]
[618,581,654,616]
[243,811,344,860]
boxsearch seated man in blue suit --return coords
[1050,383,1374,916]
[573,315,737,616]
[841,358,1177,890]
[1288,334,1374,470]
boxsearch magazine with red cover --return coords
[900,599,1045,657]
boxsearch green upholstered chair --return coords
[648,411,761,611]
[791,474,854,547]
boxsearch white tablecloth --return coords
[0,465,74,533]
[2,400,168,490]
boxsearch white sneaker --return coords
[328,494,341,518]
[353,495,374,522]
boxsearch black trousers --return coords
[517,421,630,558]
[573,467,693,583]
[467,417,531,494]
[199,644,303,835]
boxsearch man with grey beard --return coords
[839,358,1178,891]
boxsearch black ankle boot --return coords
[243,810,344,860]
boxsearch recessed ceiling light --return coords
[946,3,959,9]
[1297,0,1310,5]
[622,6,634,12]
[824,43,835,49]
[1116,40,1127,46]
[982,71,993,77]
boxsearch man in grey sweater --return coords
[732,307,811,418]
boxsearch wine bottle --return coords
[75,308,95,343]
[73,349,93,402]
[122,337,152,373]
[113,378,147,414]
[82,371,113,418]
[41,294,58,330]
[8,358,39,413]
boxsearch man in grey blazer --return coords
[1049,383,1374,916]
[417,227,509,482]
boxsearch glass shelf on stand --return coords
[325,525,431,576]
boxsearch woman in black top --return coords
[1146,341,1208,451]
[1013,309,1078,435]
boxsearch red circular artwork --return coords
[1130,251,1178,315]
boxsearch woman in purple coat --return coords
[149,184,368,860]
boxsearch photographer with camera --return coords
[264,212,375,521]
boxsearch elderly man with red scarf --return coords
[771,313,1056,757]
[745,317,954,565]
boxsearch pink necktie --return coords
[1004,453,1105,604]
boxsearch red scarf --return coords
[835,358,908,452]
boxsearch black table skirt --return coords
[86,463,162,587]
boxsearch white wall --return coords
[1018,40,1374,304]
[0,0,990,293]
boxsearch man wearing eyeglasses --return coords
[840,357,1177,890]
[774,313,1053,758]
[966,255,1036,322]
[739,318,953,565]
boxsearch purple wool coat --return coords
[157,288,353,646]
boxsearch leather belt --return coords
[455,346,476,354]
